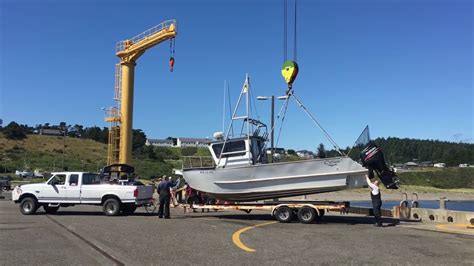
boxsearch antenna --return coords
[222,80,227,132]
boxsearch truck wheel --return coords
[20,197,38,215]
[297,207,317,224]
[121,204,137,215]
[275,206,293,223]
[43,205,60,214]
[103,198,121,216]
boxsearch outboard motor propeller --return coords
[360,141,400,189]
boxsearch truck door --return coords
[66,174,81,203]
[42,174,68,202]
[79,173,102,203]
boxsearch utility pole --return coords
[270,96,275,162]
[62,127,66,170]
[257,95,288,163]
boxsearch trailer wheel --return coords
[297,207,317,224]
[275,206,293,223]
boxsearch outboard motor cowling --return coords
[360,141,399,189]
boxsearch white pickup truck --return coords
[12,172,154,216]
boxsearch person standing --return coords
[366,173,383,227]
[157,175,179,219]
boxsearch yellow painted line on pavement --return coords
[232,221,278,252]
[435,223,473,234]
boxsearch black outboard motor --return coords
[360,141,399,189]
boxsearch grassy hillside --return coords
[0,134,107,172]
[0,134,175,178]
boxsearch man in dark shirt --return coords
[157,175,179,219]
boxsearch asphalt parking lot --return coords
[1,196,473,265]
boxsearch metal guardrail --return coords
[182,156,215,169]
[116,20,177,53]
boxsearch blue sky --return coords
[1,0,472,151]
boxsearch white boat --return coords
[181,75,368,201]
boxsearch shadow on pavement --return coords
[36,211,152,217]
[172,212,400,226]
[319,215,399,226]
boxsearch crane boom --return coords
[105,20,177,166]
[116,20,177,61]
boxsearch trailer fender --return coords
[301,204,321,217]
[271,204,289,216]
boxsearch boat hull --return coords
[182,157,367,201]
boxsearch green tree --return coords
[154,146,174,161]
[181,147,198,156]
[83,126,103,142]
[132,129,146,151]
[101,127,109,144]
[317,143,326,158]
[287,149,296,155]
[143,145,157,160]
[2,122,27,140]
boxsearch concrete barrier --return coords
[393,206,474,224]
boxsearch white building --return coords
[38,128,63,136]
[176,137,210,148]
[145,139,174,147]
[434,163,446,168]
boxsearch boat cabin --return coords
[209,136,267,168]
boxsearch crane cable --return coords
[291,92,345,156]
[283,0,288,62]
[283,0,297,62]
[279,0,345,156]
[275,0,297,148]
[275,95,291,148]
[293,0,297,62]
[169,38,175,72]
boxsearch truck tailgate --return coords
[136,185,154,200]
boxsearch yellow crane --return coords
[105,20,177,166]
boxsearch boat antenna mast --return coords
[217,74,254,166]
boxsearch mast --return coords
[245,74,251,165]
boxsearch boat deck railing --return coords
[182,156,215,169]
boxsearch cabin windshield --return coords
[212,140,246,158]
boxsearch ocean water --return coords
[351,200,474,212]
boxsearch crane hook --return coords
[169,57,175,72]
